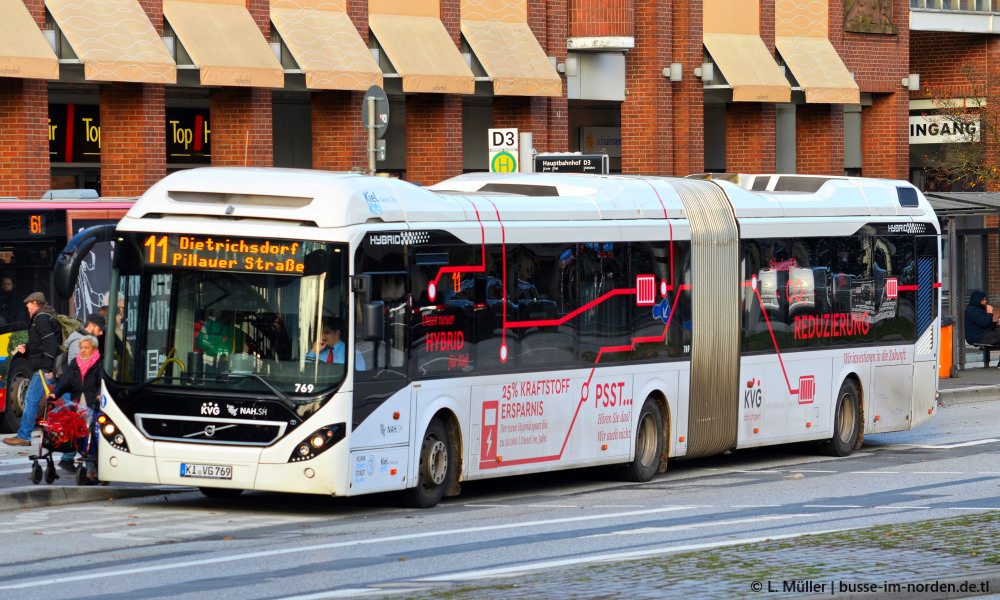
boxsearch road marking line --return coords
[0,505,707,590]
[464,504,510,507]
[850,471,899,474]
[871,506,930,509]
[948,507,998,511]
[731,504,780,508]
[791,470,835,473]
[910,439,998,449]
[523,504,579,508]
[418,528,859,582]
[803,505,861,508]
[587,513,814,537]
[913,471,960,474]
[279,587,394,599]
[731,470,783,473]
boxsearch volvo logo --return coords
[182,423,236,439]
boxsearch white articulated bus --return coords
[57,168,940,506]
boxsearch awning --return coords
[774,37,858,104]
[46,0,175,83]
[270,0,381,91]
[0,0,59,80]
[164,0,283,88]
[461,20,560,97]
[369,13,474,94]
[774,0,858,104]
[703,33,790,103]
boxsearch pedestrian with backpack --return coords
[3,292,61,447]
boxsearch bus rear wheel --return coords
[824,379,860,457]
[621,398,663,482]
[404,418,451,508]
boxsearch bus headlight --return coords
[288,423,345,462]
[97,414,130,453]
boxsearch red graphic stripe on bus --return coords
[896,285,920,291]
[593,284,691,363]
[753,279,800,396]
[506,288,637,328]
[430,197,487,293]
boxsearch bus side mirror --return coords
[351,274,372,304]
[361,301,384,341]
[55,224,118,299]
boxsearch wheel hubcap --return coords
[636,414,657,467]
[838,394,856,443]
[426,439,447,485]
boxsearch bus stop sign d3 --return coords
[489,127,518,173]
[362,85,390,139]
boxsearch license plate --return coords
[180,463,233,480]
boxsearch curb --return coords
[937,385,1000,405]
[0,484,191,511]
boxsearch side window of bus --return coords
[631,240,689,360]
[576,242,629,362]
[517,243,574,367]
[357,273,408,373]
[411,245,477,377]
[474,246,513,371]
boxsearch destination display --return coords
[142,234,308,273]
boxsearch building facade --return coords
[0,0,925,197]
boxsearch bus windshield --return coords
[109,232,351,400]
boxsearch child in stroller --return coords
[30,334,103,485]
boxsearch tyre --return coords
[621,398,663,482]
[44,462,56,484]
[824,379,860,457]
[199,487,244,499]
[1,358,31,433]
[75,465,87,486]
[30,462,42,484]
[404,418,451,508]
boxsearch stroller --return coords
[29,392,97,486]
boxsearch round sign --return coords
[490,151,518,173]
[362,85,390,140]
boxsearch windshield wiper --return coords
[119,375,188,403]
[223,372,292,406]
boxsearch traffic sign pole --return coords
[367,95,376,176]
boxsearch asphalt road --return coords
[0,399,996,600]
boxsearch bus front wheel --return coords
[404,418,451,508]
[824,379,860,457]
[621,398,663,482]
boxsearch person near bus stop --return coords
[53,314,105,471]
[965,290,1000,365]
[3,292,61,446]
[0,276,29,328]
[45,335,102,483]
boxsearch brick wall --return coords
[911,31,985,98]
[313,90,367,171]
[406,95,463,185]
[622,0,672,175]
[568,0,633,38]
[100,83,166,197]
[545,0,568,152]
[839,0,909,178]
[727,103,776,173]
[210,88,273,167]
[670,0,703,175]
[0,79,49,198]
[137,0,163,32]
[860,92,907,179]
[796,104,844,175]
[23,0,43,25]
